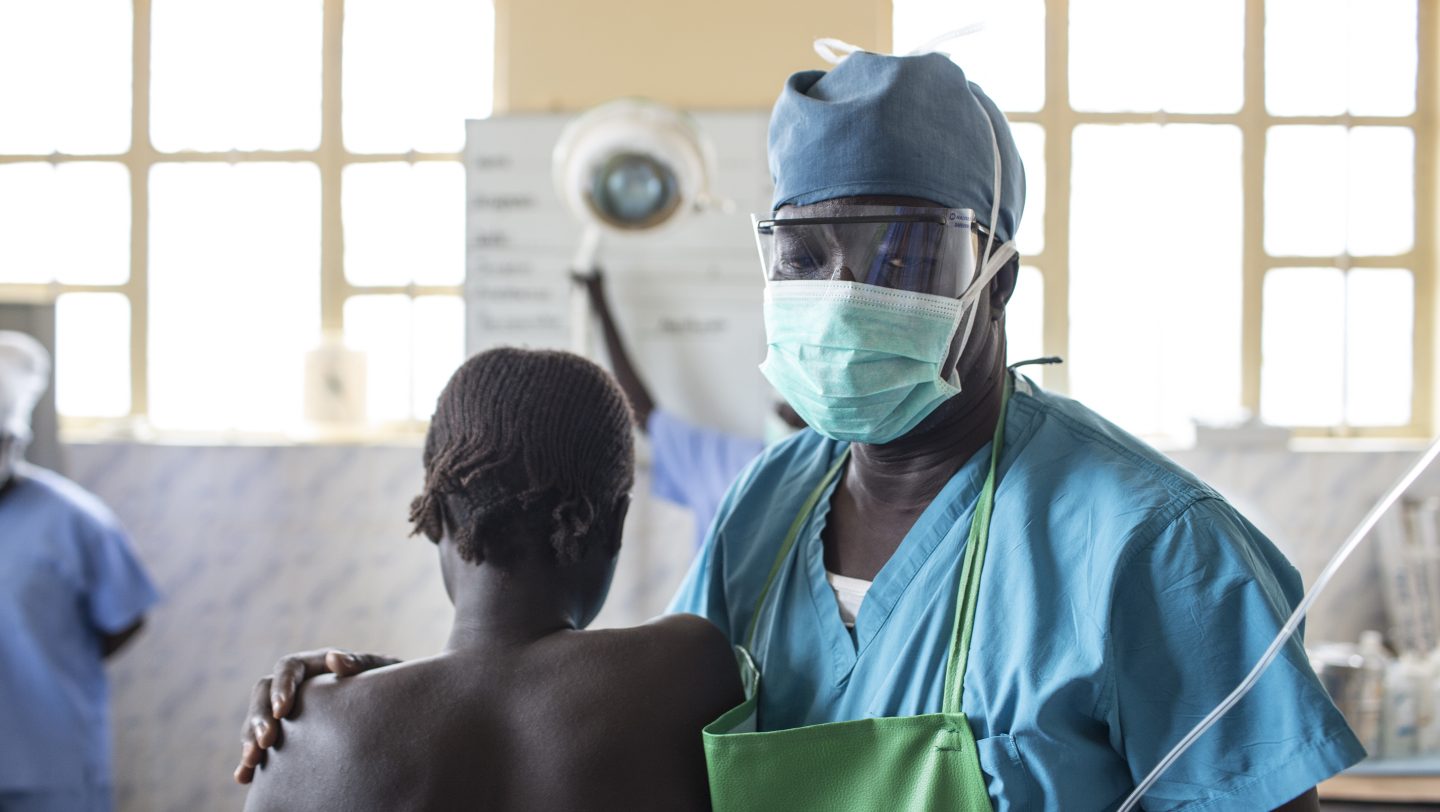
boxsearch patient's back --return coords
[243,614,740,812]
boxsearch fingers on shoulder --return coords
[245,676,276,741]
[326,649,401,676]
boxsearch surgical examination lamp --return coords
[552,99,717,354]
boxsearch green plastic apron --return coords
[702,382,1010,811]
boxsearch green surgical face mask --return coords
[757,239,1015,445]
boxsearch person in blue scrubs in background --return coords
[574,269,805,550]
[0,331,160,812]
[244,52,1360,810]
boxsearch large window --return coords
[895,0,1433,439]
[0,0,492,433]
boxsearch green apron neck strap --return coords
[941,377,1012,715]
[743,448,851,649]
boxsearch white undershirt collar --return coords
[825,569,874,629]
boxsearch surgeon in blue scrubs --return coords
[0,332,160,812]
[244,52,1361,809]
[663,52,1361,809]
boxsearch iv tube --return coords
[1118,436,1440,812]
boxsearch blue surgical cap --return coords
[768,51,1026,244]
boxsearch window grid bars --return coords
[1,0,1433,437]
[0,0,465,426]
[1016,0,1434,437]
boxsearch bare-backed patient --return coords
[242,348,742,812]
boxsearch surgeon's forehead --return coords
[779,195,946,217]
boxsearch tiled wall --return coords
[67,440,1438,811]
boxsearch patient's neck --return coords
[444,551,580,652]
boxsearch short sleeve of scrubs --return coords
[647,409,764,546]
[1105,498,1364,810]
[668,525,728,626]
[80,514,160,634]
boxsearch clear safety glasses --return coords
[752,206,986,298]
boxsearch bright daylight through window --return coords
[894,0,1429,439]
[0,0,493,432]
[0,0,1428,440]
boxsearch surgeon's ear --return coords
[989,256,1019,317]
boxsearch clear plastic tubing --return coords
[1118,436,1440,812]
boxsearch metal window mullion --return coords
[142,150,323,162]
[0,150,466,164]
[129,0,153,419]
[1264,114,1419,128]
[1042,0,1072,394]
[1008,112,1417,128]
[344,285,464,298]
[320,0,345,334]
[0,283,133,298]
[340,151,463,164]
[0,153,129,164]
[1070,113,1413,127]
[1240,0,1266,420]
[1069,111,1245,125]
[1264,254,1420,269]
[1412,0,1437,436]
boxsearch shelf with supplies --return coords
[1321,756,1440,804]
[1309,495,1440,806]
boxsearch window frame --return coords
[2,0,1432,439]
[0,0,467,435]
[920,0,1436,439]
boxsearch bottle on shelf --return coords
[1355,630,1388,757]
[1382,653,1423,758]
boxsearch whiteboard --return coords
[464,112,775,437]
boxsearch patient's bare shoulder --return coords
[639,613,739,672]
[241,674,346,811]
[241,623,739,812]
[598,613,742,719]
[243,658,467,812]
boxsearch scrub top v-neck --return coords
[769,439,991,698]
[699,381,1010,812]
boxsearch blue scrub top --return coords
[670,375,1364,810]
[0,464,160,791]
[648,408,765,549]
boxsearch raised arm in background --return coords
[574,269,655,428]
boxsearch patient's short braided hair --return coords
[409,347,635,567]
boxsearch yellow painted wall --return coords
[493,0,892,112]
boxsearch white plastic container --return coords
[1377,508,1428,653]
[1382,654,1423,757]
[1355,630,1388,756]
[1421,651,1440,754]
